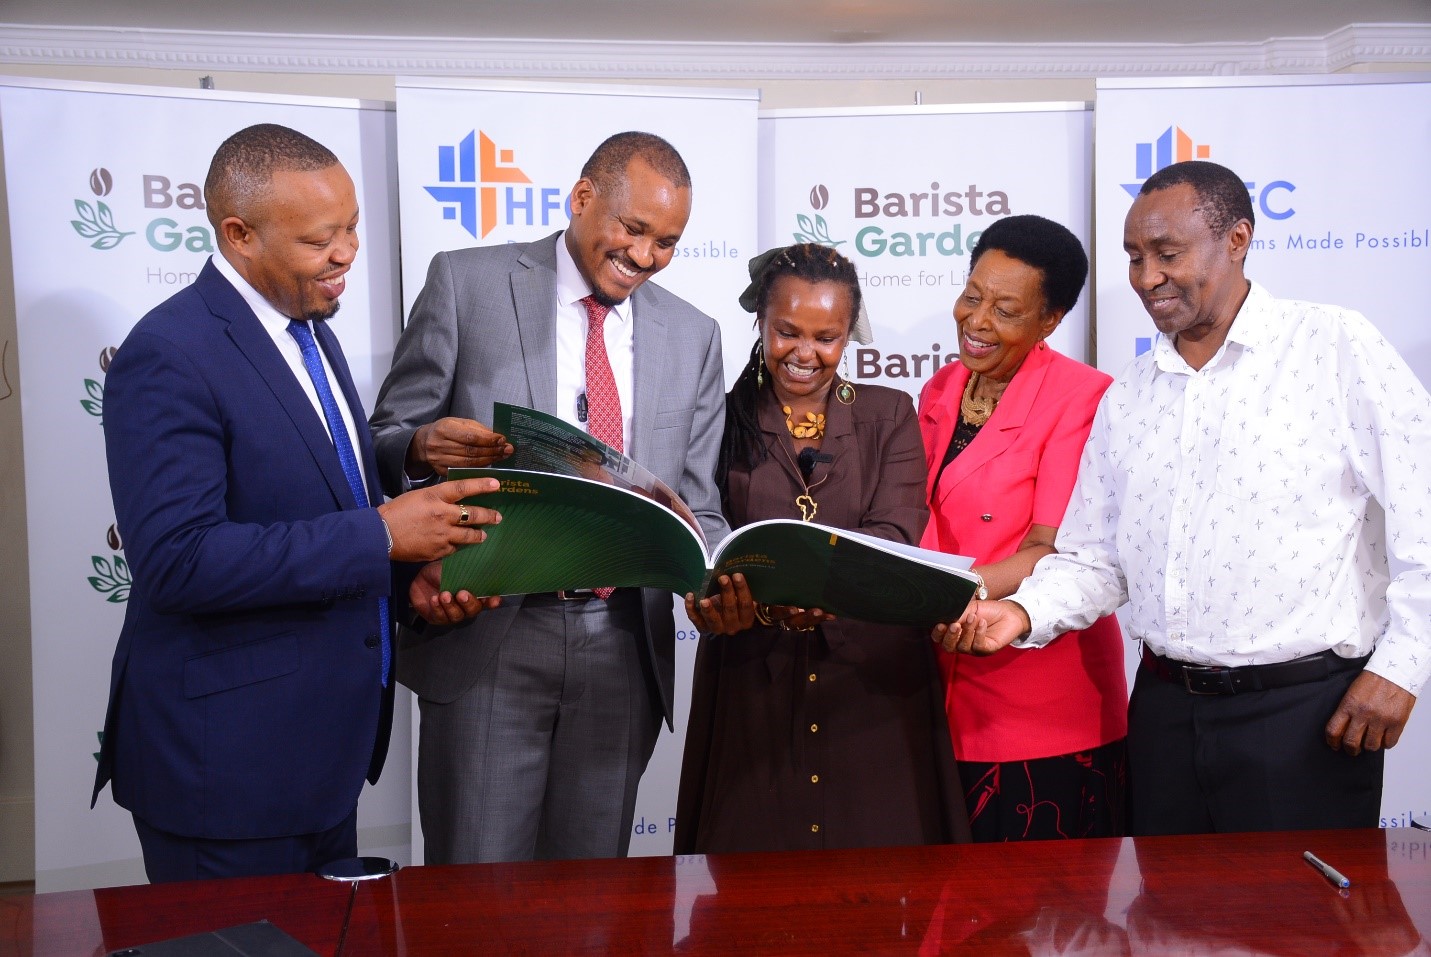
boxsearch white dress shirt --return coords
[1014,281,1431,697]
[554,234,635,448]
[210,253,370,491]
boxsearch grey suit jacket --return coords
[370,232,728,726]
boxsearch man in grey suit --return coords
[369,131,727,863]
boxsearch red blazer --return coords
[918,342,1127,762]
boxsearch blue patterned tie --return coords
[288,320,391,686]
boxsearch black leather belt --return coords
[523,589,634,606]
[1141,646,1368,695]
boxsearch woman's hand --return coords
[757,604,832,632]
[685,574,758,635]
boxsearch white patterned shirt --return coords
[1013,281,1431,697]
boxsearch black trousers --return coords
[1127,661,1383,835]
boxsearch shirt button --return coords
[810,774,819,784]
[364,636,379,649]
[809,723,819,733]
[808,674,817,682]
[981,514,993,522]
[810,824,820,833]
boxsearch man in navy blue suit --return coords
[94,124,501,883]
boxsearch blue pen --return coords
[1304,851,1351,889]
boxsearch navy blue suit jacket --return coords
[93,259,396,840]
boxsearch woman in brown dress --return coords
[673,243,970,853]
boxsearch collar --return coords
[555,231,632,325]
[1152,280,1269,375]
[210,252,303,337]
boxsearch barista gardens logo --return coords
[425,130,569,239]
[70,168,134,249]
[80,347,115,425]
[88,522,130,604]
[792,179,1010,258]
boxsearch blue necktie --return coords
[288,320,391,686]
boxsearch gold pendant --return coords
[795,494,818,522]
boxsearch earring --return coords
[836,353,856,404]
[756,340,765,389]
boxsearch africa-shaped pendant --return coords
[795,493,818,522]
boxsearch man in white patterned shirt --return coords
[936,160,1431,835]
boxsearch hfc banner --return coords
[1094,74,1431,830]
[758,103,1094,400]
[0,78,403,891]
[393,77,759,858]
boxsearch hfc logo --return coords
[1122,124,1296,221]
[425,131,568,239]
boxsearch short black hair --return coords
[580,131,690,192]
[204,123,339,229]
[969,214,1088,316]
[1139,159,1255,237]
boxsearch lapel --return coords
[629,282,667,460]
[513,235,561,415]
[930,342,1055,510]
[196,260,357,510]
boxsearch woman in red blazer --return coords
[919,214,1127,841]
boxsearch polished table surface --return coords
[6,828,1430,955]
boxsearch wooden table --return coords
[6,828,1429,955]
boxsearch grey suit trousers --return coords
[415,589,662,863]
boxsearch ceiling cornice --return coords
[1,22,1429,79]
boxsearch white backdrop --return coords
[0,78,403,891]
[1093,74,1431,828]
[393,77,759,858]
[758,103,1093,400]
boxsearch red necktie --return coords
[581,295,623,453]
[582,295,621,599]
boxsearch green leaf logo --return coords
[793,213,844,248]
[87,553,130,603]
[70,199,134,250]
[81,377,104,422]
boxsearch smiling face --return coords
[1123,182,1251,354]
[221,164,359,322]
[564,156,691,307]
[761,275,852,405]
[954,248,1061,383]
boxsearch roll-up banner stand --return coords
[394,77,759,857]
[0,77,401,890]
[1095,74,1431,831]
[759,103,1094,400]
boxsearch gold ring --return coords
[457,503,470,525]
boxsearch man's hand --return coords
[684,574,757,636]
[1325,670,1417,756]
[377,477,502,563]
[405,417,513,479]
[409,560,500,626]
[931,599,1031,655]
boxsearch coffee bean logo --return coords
[89,168,113,198]
[106,523,123,551]
[99,346,117,373]
[809,184,830,210]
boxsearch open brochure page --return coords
[443,468,708,597]
[491,402,705,545]
[705,519,980,628]
[441,469,981,627]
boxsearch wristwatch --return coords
[382,518,394,556]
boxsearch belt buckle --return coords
[1182,665,1235,695]
[555,589,594,601]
